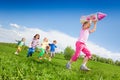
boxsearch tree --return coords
[106,58,114,64]
[64,46,74,60]
[115,60,120,66]
[91,54,98,61]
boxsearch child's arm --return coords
[55,45,57,48]
[89,21,97,33]
[15,40,19,42]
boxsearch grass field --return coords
[0,43,120,80]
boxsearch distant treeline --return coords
[63,46,120,66]
[91,54,120,66]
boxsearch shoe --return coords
[30,53,32,56]
[15,52,18,55]
[39,57,42,60]
[49,57,51,61]
[80,65,91,71]
[66,62,71,69]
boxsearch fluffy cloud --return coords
[0,24,120,61]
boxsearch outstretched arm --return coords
[89,21,97,33]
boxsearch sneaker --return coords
[30,53,32,56]
[66,62,71,69]
[39,57,42,60]
[49,57,51,61]
[80,65,91,71]
[15,52,18,55]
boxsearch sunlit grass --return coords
[0,43,120,80]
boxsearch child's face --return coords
[36,35,39,39]
[44,38,48,42]
[83,22,91,29]
[53,41,57,44]
[22,38,26,42]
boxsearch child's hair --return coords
[34,34,40,39]
[53,40,57,44]
[21,38,25,41]
[46,46,50,51]
[82,21,89,27]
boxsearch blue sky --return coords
[0,0,120,52]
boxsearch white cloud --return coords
[10,23,20,29]
[0,24,120,61]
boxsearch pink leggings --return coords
[71,41,92,61]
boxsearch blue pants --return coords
[27,48,35,57]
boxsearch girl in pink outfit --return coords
[66,21,97,71]
[27,34,40,57]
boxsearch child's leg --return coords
[51,52,55,58]
[17,47,21,52]
[38,48,45,59]
[66,41,84,69]
[45,51,49,58]
[27,48,31,57]
[80,56,91,71]
[52,52,54,58]
[82,57,88,66]
[15,47,21,54]
[70,41,84,64]
[27,48,34,57]
[53,52,55,57]
[46,52,49,58]
[50,52,52,58]
[81,45,91,67]
[44,53,48,59]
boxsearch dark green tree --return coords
[64,46,74,60]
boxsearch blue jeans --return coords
[27,48,35,57]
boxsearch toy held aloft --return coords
[80,12,107,24]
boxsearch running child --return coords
[66,20,97,71]
[38,37,49,60]
[49,40,57,58]
[27,34,40,57]
[15,38,25,55]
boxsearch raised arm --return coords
[89,21,97,33]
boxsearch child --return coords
[15,38,25,55]
[49,40,57,58]
[66,20,97,71]
[27,34,40,57]
[38,37,49,60]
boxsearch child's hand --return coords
[93,20,97,24]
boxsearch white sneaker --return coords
[80,65,91,71]
[66,62,71,69]
[15,52,18,55]
[49,57,51,61]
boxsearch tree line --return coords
[64,46,120,66]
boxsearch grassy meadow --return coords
[0,43,120,80]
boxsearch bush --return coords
[115,60,120,66]
[64,46,74,60]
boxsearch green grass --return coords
[0,43,120,80]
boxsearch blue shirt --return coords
[49,43,57,52]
